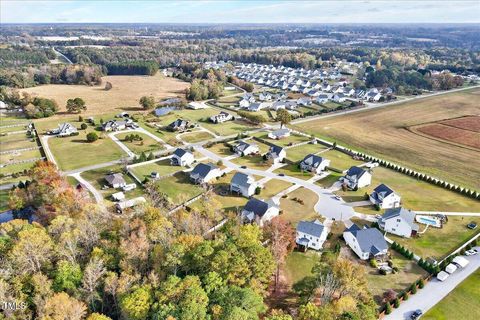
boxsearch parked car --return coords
[240,166,247,169]
[278,173,285,176]
[334,195,342,200]
[465,249,478,256]
[410,309,423,319]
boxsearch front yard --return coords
[260,179,294,199]
[279,187,320,225]
[129,159,184,182]
[285,143,329,162]
[153,172,204,206]
[114,132,164,155]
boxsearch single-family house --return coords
[248,102,266,112]
[102,120,127,132]
[300,154,330,174]
[105,173,127,188]
[288,84,299,92]
[241,198,279,226]
[342,166,372,190]
[242,93,256,103]
[233,141,259,156]
[190,163,221,184]
[115,197,146,213]
[271,101,286,111]
[230,172,257,197]
[369,184,401,209]
[210,111,233,123]
[268,128,291,140]
[333,93,347,103]
[296,219,328,251]
[239,99,251,109]
[50,123,78,137]
[316,94,331,104]
[343,224,388,260]
[259,92,272,101]
[171,148,195,167]
[321,83,331,92]
[365,91,382,102]
[285,101,298,110]
[378,207,419,238]
[265,145,286,164]
[167,119,189,132]
[343,87,355,96]
[297,97,312,106]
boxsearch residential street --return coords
[384,248,480,320]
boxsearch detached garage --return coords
[445,263,458,274]
[437,271,450,281]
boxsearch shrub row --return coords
[391,241,414,260]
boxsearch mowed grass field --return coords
[291,88,480,189]
[20,73,189,116]
[423,270,480,320]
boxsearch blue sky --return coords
[1,1,479,24]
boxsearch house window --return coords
[392,228,396,231]
[396,218,401,222]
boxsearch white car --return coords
[465,249,478,256]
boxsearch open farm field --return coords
[20,73,189,116]
[291,88,480,189]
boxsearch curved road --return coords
[196,145,356,221]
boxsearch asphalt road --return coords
[384,248,480,320]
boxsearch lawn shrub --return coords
[86,132,98,142]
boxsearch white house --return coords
[239,99,251,109]
[365,90,382,102]
[342,166,372,190]
[333,93,347,103]
[296,220,328,251]
[259,92,272,101]
[210,111,233,123]
[378,207,419,238]
[50,123,78,137]
[369,184,401,209]
[112,191,125,202]
[102,120,127,132]
[300,154,330,174]
[268,128,291,140]
[171,148,195,167]
[265,145,286,164]
[189,163,221,184]
[316,94,331,104]
[105,173,126,188]
[233,141,259,156]
[230,172,257,197]
[343,224,388,260]
[297,97,312,106]
[241,198,279,227]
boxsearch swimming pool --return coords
[416,215,442,228]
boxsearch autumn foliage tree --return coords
[263,217,295,291]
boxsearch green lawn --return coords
[274,164,314,180]
[279,187,320,225]
[206,143,233,157]
[0,138,38,152]
[284,251,319,285]
[0,125,29,134]
[0,161,38,176]
[391,216,480,261]
[252,132,310,147]
[423,270,480,320]
[129,159,184,181]
[286,143,329,162]
[153,172,204,206]
[316,149,364,172]
[365,251,428,304]
[47,131,125,171]
[80,165,143,204]
[180,131,215,143]
[0,149,42,164]
[0,189,10,212]
[260,179,294,199]
[315,172,343,188]
[115,132,164,155]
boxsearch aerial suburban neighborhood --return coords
[0,1,479,320]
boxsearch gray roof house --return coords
[296,220,328,251]
[342,166,372,190]
[378,207,419,238]
[230,172,257,197]
[233,141,259,156]
[369,184,401,209]
[105,173,127,188]
[171,148,195,167]
[210,111,233,123]
[168,119,189,132]
[343,224,388,260]
[241,198,279,227]
[189,163,221,184]
[102,119,127,132]
[268,128,291,140]
[300,154,330,174]
[50,122,78,137]
[266,145,286,164]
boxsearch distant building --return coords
[369,184,401,209]
[241,198,279,226]
[342,166,372,190]
[233,141,259,156]
[167,119,189,132]
[49,122,78,137]
[268,128,291,140]
[230,172,257,197]
[171,148,195,167]
[210,111,233,123]
[300,154,330,174]
[115,197,146,213]
[343,224,388,260]
[102,119,127,132]
[296,220,328,251]
[189,163,221,184]
[105,173,126,188]
[378,207,419,238]
[265,145,286,164]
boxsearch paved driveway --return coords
[384,248,480,320]
[196,146,356,221]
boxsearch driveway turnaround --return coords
[384,248,480,320]
[196,146,356,221]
